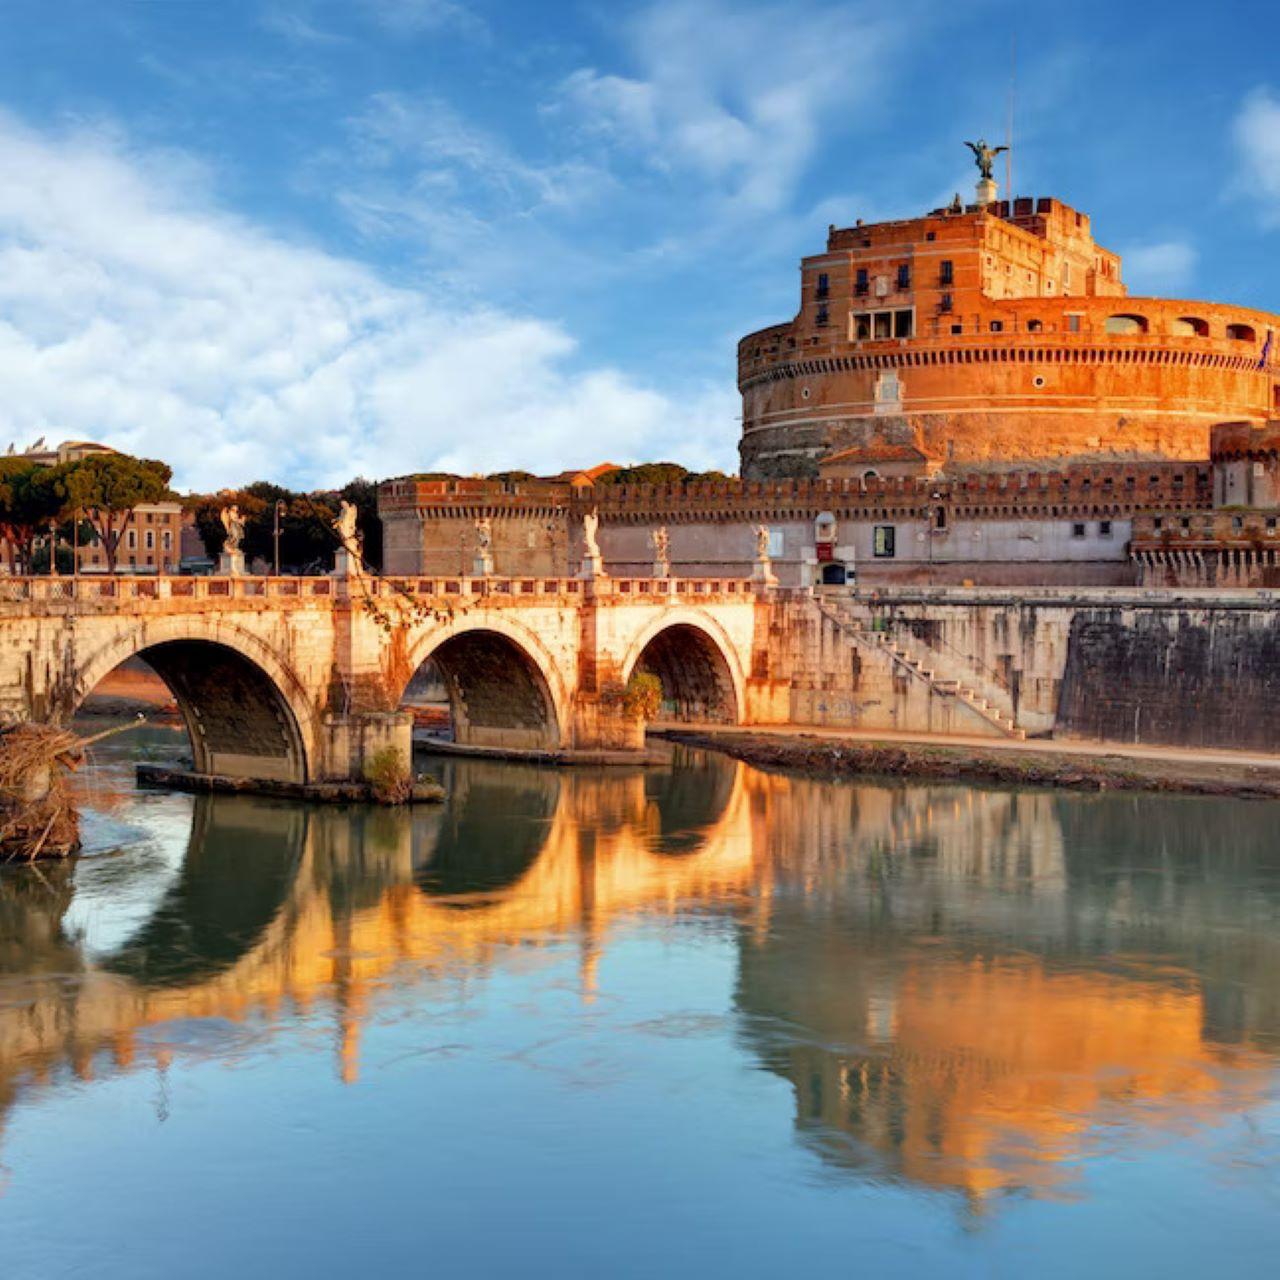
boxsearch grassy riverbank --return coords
[659,729,1280,799]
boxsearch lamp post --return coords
[273,500,286,576]
[47,519,58,577]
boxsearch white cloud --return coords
[554,0,900,213]
[1117,240,1197,294]
[259,4,344,45]
[1233,87,1280,225]
[0,112,736,491]
[360,0,483,38]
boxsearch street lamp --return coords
[273,500,287,576]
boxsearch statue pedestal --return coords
[652,560,671,580]
[218,551,245,577]
[752,559,777,585]
[580,553,605,580]
[334,548,362,578]
[472,551,494,578]
[975,177,997,206]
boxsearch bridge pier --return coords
[319,710,415,784]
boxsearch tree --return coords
[187,484,346,573]
[0,459,72,573]
[60,454,172,572]
[594,462,691,487]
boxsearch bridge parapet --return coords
[1,574,769,612]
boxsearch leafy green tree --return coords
[60,454,172,572]
[594,462,691,487]
[187,484,348,573]
[0,459,73,573]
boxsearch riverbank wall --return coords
[769,588,1280,752]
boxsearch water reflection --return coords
[1,748,1278,1214]
[736,778,1280,1202]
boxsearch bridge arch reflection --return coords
[0,746,753,1108]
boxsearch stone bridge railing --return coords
[0,574,766,608]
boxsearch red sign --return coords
[816,543,834,562]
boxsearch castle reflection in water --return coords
[2,746,1278,1205]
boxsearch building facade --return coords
[739,196,1280,478]
[379,459,1214,589]
[75,501,187,575]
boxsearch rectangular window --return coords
[873,312,892,340]
[1067,314,1082,333]
[855,268,869,296]
[894,310,913,338]
[1153,517,1164,531]
[939,260,953,286]
[1098,520,1112,538]
[127,529,136,549]
[939,293,953,314]
[897,264,910,290]
[815,303,829,327]
[1268,517,1277,531]
[1071,522,1086,539]
[163,530,172,551]
[145,530,154,550]
[873,526,896,558]
[854,315,871,341]
[950,323,963,334]
[1232,515,1244,532]
[989,320,1004,333]
[816,272,829,299]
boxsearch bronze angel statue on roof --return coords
[965,138,1008,181]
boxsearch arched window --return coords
[1171,316,1208,337]
[1105,313,1149,335]
[1227,323,1257,342]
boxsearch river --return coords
[1,733,1278,1277]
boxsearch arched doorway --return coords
[75,640,309,784]
[402,629,562,751]
[629,623,739,724]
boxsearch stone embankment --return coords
[660,730,1280,799]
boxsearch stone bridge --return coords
[0,573,788,783]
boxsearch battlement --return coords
[1210,419,1280,461]
[572,463,1210,522]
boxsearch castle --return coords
[381,170,1280,591]
[739,194,1279,478]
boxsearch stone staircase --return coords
[816,598,1026,740]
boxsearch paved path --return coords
[654,722,1280,775]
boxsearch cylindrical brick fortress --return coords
[739,196,1280,478]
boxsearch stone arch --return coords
[400,616,567,751]
[1172,316,1209,337]
[1227,322,1257,343]
[621,612,745,724]
[72,620,314,784]
[1105,313,1149,335]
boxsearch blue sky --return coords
[0,0,1277,490]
